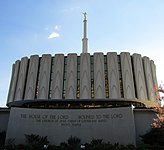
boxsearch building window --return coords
[104,55,109,98]
[118,55,124,98]
[77,56,80,99]
[91,56,94,98]
[35,57,41,99]
[131,56,137,98]
[62,57,67,99]
[49,57,54,99]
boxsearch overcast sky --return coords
[1,0,164,106]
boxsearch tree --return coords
[141,107,164,146]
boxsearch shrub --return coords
[5,138,16,150]
[25,134,49,150]
[141,107,164,146]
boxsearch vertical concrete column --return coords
[143,57,155,101]
[37,54,52,99]
[65,54,77,99]
[80,53,91,99]
[14,57,28,101]
[107,52,121,98]
[132,54,148,100]
[94,53,106,99]
[24,55,39,100]
[51,54,64,99]
[7,60,20,104]
[150,60,159,100]
[120,52,135,99]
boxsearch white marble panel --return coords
[37,54,52,99]
[120,52,135,99]
[107,52,121,98]
[80,53,91,99]
[14,57,28,101]
[7,60,20,104]
[24,55,39,100]
[65,54,77,99]
[94,53,106,99]
[132,54,148,100]
[150,60,159,100]
[51,54,64,99]
[143,57,155,101]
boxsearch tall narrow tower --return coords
[82,12,88,53]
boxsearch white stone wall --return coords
[51,54,64,99]
[120,52,135,99]
[14,57,28,101]
[107,52,121,98]
[7,52,159,105]
[6,107,136,145]
[80,53,91,99]
[143,57,155,101]
[132,54,148,100]
[7,61,20,103]
[134,109,156,143]
[150,60,159,100]
[24,55,39,100]
[37,54,52,99]
[65,54,77,99]
[94,53,106,99]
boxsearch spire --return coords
[82,12,88,53]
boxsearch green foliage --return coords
[67,136,81,146]
[2,134,164,150]
[85,139,136,150]
[136,143,164,150]
[60,136,81,150]
[141,107,164,146]
[90,139,103,145]
[25,134,49,150]
[141,128,164,146]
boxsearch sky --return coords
[0,0,164,107]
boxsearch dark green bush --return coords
[25,134,49,150]
[141,128,164,146]
[3,134,164,150]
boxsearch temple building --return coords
[6,52,159,108]
[0,13,160,146]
